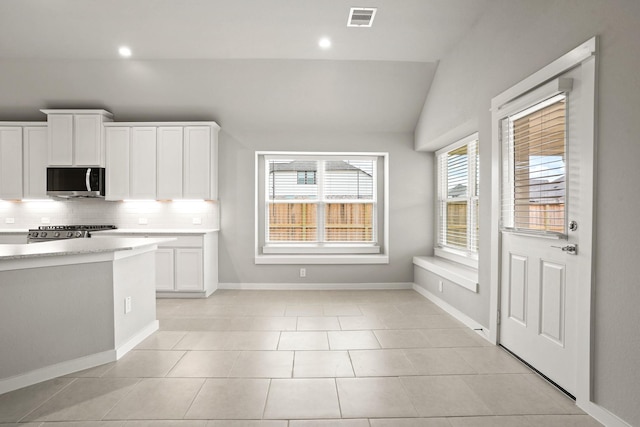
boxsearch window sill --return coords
[256,254,389,265]
[413,255,478,292]
[263,245,380,255]
[434,247,478,269]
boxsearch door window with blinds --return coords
[259,153,384,255]
[500,92,567,236]
[436,133,479,260]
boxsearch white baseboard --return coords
[218,282,414,291]
[0,350,116,395]
[412,283,493,343]
[115,320,159,359]
[578,400,633,427]
[0,320,160,394]
[157,291,207,299]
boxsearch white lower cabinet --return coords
[155,248,175,291]
[175,248,203,291]
[94,230,217,297]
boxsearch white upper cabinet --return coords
[0,127,23,200]
[42,109,113,167]
[103,121,219,201]
[184,126,216,200]
[22,126,48,199]
[105,127,131,201]
[130,127,157,199]
[157,127,184,200]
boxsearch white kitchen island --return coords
[0,237,170,394]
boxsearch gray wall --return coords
[218,129,432,284]
[414,1,640,424]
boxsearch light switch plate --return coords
[192,217,202,225]
[5,217,15,224]
[138,218,148,225]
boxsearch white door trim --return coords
[489,37,597,408]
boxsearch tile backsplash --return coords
[0,199,219,230]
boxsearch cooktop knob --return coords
[41,231,47,237]
[67,231,74,237]
[75,231,82,238]
[54,232,60,237]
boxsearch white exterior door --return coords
[499,64,592,396]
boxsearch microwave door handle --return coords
[86,168,92,191]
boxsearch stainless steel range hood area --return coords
[46,167,106,199]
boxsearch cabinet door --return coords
[74,115,103,166]
[105,127,130,200]
[23,127,48,199]
[175,248,203,291]
[48,114,73,165]
[157,127,183,199]
[183,126,211,199]
[130,127,157,199]
[0,127,23,200]
[155,248,175,291]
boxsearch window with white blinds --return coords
[264,154,380,250]
[501,94,566,235]
[436,134,479,257]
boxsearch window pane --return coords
[269,160,318,200]
[268,203,317,241]
[512,97,566,233]
[447,145,468,199]
[324,160,374,200]
[446,200,468,249]
[325,203,374,242]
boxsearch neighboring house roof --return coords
[528,176,565,203]
[448,184,467,198]
[270,160,372,176]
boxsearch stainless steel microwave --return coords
[46,167,106,198]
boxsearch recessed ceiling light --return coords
[118,46,132,57]
[318,37,331,49]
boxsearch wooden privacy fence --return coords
[268,203,373,241]
[516,203,565,232]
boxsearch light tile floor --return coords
[0,289,603,426]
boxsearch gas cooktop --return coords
[27,225,117,243]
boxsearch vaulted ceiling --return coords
[0,0,487,133]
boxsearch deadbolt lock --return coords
[569,220,578,231]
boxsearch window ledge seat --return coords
[413,256,478,293]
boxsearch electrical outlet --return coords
[300,268,306,278]
[5,217,15,224]
[138,217,148,225]
[41,217,50,224]
[125,296,132,314]
[192,217,202,225]
[438,280,444,292]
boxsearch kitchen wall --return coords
[218,129,432,285]
[413,0,640,425]
[0,199,219,230]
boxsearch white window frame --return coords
[255,151,389,265]
[435,133,479,268]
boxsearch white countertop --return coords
[0,229,28,234]
[93,228,218,235]
[0,237,173,261]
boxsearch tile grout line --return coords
[261,378,273,420]
[16,377,81,423]
[180,376,208,420]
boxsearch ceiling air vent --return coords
[347,7,377,27]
